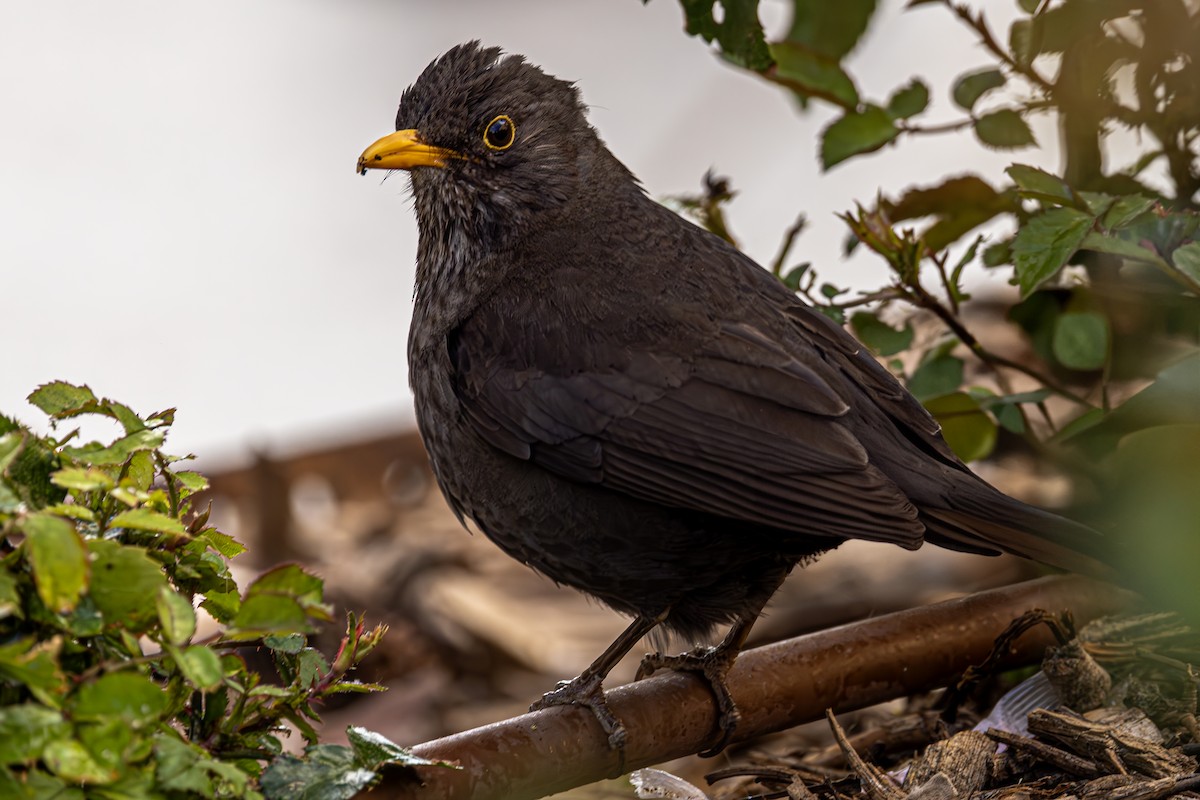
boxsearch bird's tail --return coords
[919,475,1114,581]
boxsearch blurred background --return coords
[1,0,1036,460]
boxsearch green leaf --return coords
[50,466,114,492]
[260,746,379,800]
[1006,164,1075,206]
[678,0,772,70]
[199,588,241,623]
[850,311,914,356]
[1011,207,1095,296]
[12,769,86,800]
[907,354,964,403]
[781,263,810,291]
[1009,18,1035,67]
[0,572,19,621]
[174,646,224,691]
[43,738,120,785]
[199,528,246,559]
[767,42,859,107]
[247,564,328,618]
[974,109,1036,149]
[821,105,898,169]
[952,68,1005,111]
[924,392,997,462]
[173,470,209,493]
[1080,231,1168,266]
[1018,0,1039,12]
[125,450,155,492]
[1173,242,1200,283]
[0,431,24,475]
[0,704,71,765]
[60,429,164,467]
[27,382,97,417]
[24,513,88,614]
[156,586,197,646]
[0,637,68,707]
[265,633,306,654]
[346,727,442,770]
[787,0,878,60]
[87,539,167,633]
[1052,311,1109,371]
[1101,195,1156,230]
[885,79,929,119]
[109,507,188,537]
[228,595,312,639]
[295,649,329,690]
[71,672,168,726]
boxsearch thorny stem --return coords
[943,1,1055,93]
[899,280,1094,408]
[770,213,808,277]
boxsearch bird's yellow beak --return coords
[356,129,459,174]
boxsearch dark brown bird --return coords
[358,42,1106,753]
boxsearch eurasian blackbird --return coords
[358,42,1106,753]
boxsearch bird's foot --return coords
[530,673,628,751]
[636,645,741,756]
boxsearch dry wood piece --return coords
[1043,639,1112,712]
[904,730,996,796]
[826,709,907,800]
[1027,708,1197,779]
[985,727,1103,777]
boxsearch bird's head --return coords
[359,42,618,247]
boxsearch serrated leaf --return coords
[1102,195,1156,230]
[175,646,224,691]
[200,589,241,624]
[228,595,312,639]
[821,105,898,169]
[850,312,914,356]
[43,738,119,785]
[0,431,24,474]
[886,79,929,119]
[952,68,1005,111]
[1173,242,1200,283]
[24,513,88,614]
[199,528,246,559]
[1011,207,1095,296]
[1010,18,1035,67]
[907,354,965,402]
[156,586,196,646]
[0,637,67,707]
[59,429,164,467]
[50,466,114,492]
[109,507,188,536]
[974,109,1036,149]
[87,539,166,632]
[71,672,167,726]
[1006,164,1075,205]
[679,0,772,70]
[1080,231,1168,266]
[788,0,878,60]
[173,470,209,493]
[346,727,441,770]
[767,42,859,107]
[260,747,379,800]
[924,392,997,462]
[28,383,97,417]
[125,451,155,492]
[1053,311,1109,371]
[265,633,306,654]
[0,704,71,765]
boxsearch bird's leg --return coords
[530,610,667,751]
[635,601,769,756]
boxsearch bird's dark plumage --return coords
[360,41,1106,750]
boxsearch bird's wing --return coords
[449,305,927,548]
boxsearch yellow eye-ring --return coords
[483,115,516,151]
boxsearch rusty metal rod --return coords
[378,575,1134,800]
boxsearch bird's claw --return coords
[636,646,741,756]
[530,674,629,751]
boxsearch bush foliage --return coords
[0,384,441,799]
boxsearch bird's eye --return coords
[483,115,516,151]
